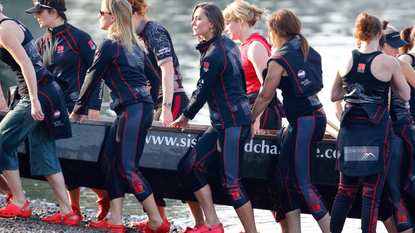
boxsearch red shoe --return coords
[41,211,79,225]
[129,218,149,232]
[71,205,83,221]
[188,223,224,233]
[96,196,110,220]
[5,191,26,204]
[88,219,125,233]
[0,200,31,218]
[5,193,12,204]
[144,219,171,233]
[183,226,200,233]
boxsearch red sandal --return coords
[144,219,171,233]
[187,223,224,233]
[41,211,79,225]
[96,196,110,220]
[5,193,12,204]
[5,191,26,204]
[129,218,149,231]
[0,200,31,218]
[88,219,125,233]
[71,205,83,221]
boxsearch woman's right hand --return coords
[169,114,189,132]
[31,99,44,121]
[70,112,85,124]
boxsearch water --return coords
[3,0,415,231]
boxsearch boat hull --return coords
[2,111,413,219]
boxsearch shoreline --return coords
[0,197,181,233]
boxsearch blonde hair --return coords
[223,0,267,28]
[103,0,146,53]
[0,3,3,13]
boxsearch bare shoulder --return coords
[248,41,268,55]
[337,51,353,77]
[398,53,414,64]
[0,19,19,43]
[379,54,399,68]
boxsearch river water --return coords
[3,0,415,232]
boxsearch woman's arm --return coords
[0,21,43,121]
[398,59,415,89]
[0,83,7,111]
[388,57,410,102]
[159,61,174,126]
[248,41,269,134]
[331,70,345,102]
[251,61,284,120]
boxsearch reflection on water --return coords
[3,0,415,231]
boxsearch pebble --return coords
[0,197,182,233]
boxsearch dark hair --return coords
[35,0,67,22]
[191,2,224,42]
[400,26,415,54]
[126,0,149,19]
[354,12,381,43]
[267,9,309,62]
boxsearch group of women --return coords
[0,0,414,233]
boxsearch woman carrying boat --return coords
[399,24,415,203]
[222,1,287,231]
[223,0,283,133]
[125,0,199,230]
[330,12,410,233]
[375,21,414,233]
[25,0,109,222]
[70,0,170,232]
[0,2,77,225]
[251,9,330,233]
[170,2,257,233]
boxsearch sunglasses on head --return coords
[33,1,52,9]
[99,10,112,16]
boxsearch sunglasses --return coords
[99,10,112,16]
[33,1,52,9]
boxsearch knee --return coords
[177,150,202,175]
[339,183,359,198]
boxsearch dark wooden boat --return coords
[1,110,413,219]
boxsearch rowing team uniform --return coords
[73,37,160,202]
[267,37,328,221]
[241,32,283,130]
[377,91,413,232]
[137,20,189,121]
[331,50,392,233]
[0,18,71,176]
[178,35,252,209]
[36,22,103,113]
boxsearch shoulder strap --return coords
[0,18,14,25]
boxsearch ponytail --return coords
[299,34,309,62]
[400,26,414,54]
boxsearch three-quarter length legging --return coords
[275,108,328,221]
[100,102,154,202]
[178,125,251,209]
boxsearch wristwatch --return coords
[163,101,172,108]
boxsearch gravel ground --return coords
[0,197,181,233]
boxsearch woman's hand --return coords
[87,109,100,120]
[161,109,173,126]
[169,114,189,132]
[31,99,44,121]
[70,112,86,124]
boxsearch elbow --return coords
[402,92,411,102]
